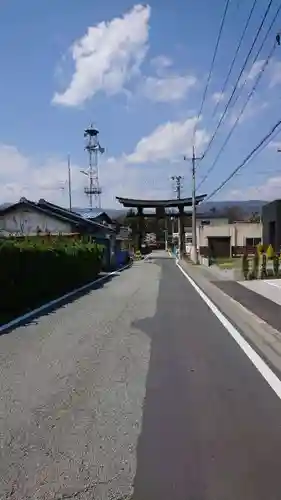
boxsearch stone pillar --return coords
[137,207,144,251]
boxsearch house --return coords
[184,214,229,248]
[0,198,114,236]
[197,215,262,258]
[0,198,117,269]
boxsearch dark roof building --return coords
[0,198,115,235]
[73,207,113,225]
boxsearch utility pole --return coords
[184,147,201,263]
[171,175,183,257]
[67,154,72,211]
[171,175,183,200]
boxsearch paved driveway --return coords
[241,278,281,305]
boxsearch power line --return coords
[205,117,281,201]
[197,2,281,190]
[192,0,231,143]
[197,40,277,190]
[201,0,275,160]
[211,0,258,120]
[219,1,281,125]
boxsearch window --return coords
[246,237,261,246]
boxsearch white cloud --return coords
[141,74,197,102]
[267,140,281,150]
[0,145,181,209]
[53,4,151,107]
[269,59,281,87]
[212,91,225,104]
[243,60,265,83]
[0,145,86,205]
[126,116,209,163]
[0,117,209,208]
[150,55,173,76]
[228,99,268,126]
[228,175,281,201]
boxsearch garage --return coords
[208,236,231,259]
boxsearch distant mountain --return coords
[101,208,127,218]
[0,200,268,219]
[197,200,266,216]
[72,207,127,220]
[0,202,12,210]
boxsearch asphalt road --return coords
[133,255,281,500]
[2,252,281,499]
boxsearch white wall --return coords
[198,224,234,247]
[0,207,72,235]
[234,222,262,247]
[197,222,262,248]
[196,217,228,227]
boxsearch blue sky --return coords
[1,0,281,208]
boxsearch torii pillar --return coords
[137,206,144,251]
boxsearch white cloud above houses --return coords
[243,60,265,84]
[126,116,208,163]
[228,175,281,201]
[0,116,209,207]
[211,91,225,104]
[269,59,281,87]
[141,74,197,102]
[53,4,151,106]
[150,55,173,75]
[227,98,268,126]
[267,140,281,150]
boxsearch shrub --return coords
[242,253,249,279]
[266,244,275,259]
[273,255,280,277]
[0,237,103,325]
[252,252,259,279]
[260,253,267,279]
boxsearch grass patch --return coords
[213,257,241,269]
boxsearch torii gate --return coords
[116,195,206,254]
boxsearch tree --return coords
[225,205,244,223]
[248,211,261,223]
[266,244,275,259]
[126,209,136,218]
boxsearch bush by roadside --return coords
[0,237,103,326]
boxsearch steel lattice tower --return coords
[82,124,105,209]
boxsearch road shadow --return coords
[0,265,131,335]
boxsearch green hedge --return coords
[0,237,103,325]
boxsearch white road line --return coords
[176,261,281,401]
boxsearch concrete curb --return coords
[0,261,133,335]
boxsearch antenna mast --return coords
[82,124,105,209]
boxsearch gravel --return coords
[0,260,161,499]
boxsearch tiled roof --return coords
[0,198,115,233]
[74,207,113,224]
